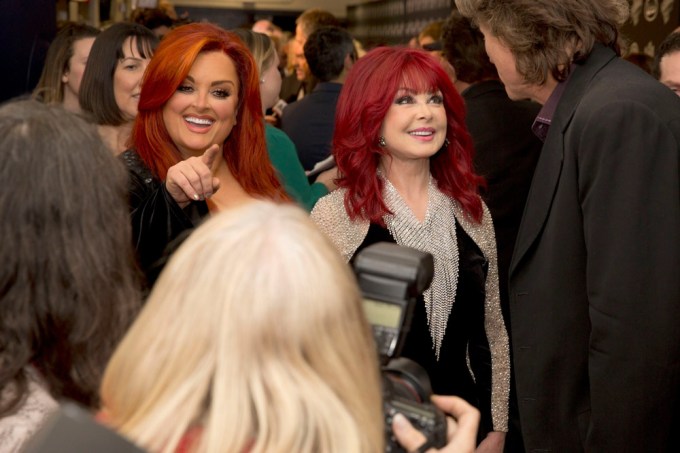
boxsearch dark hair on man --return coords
[130,7,174,31]
[0,100,141,415]
[455,0,629,84]
[441,9,497,83]
[653,32,680,79]
[79,22,158,126]
[304,26,355,82]
[296,8,340,40]
[33,22,100,104]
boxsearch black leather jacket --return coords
[120,149,208,286]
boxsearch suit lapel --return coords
[509,130,564,274]
[509,44,617,277]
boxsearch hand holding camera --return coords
[391,395,480,453]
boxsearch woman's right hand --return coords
[392,395,480,453]
[166,144,221,208]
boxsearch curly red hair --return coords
[131,22,286,200]
[334,46,484,223]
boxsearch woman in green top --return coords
[233,29,336,211]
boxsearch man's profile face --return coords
[292,38,310,81]
[659,51,680,96]
[479,23,539,102]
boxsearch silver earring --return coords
[378,136,386,147]
[444,138,450,147]
[260,78,265,84]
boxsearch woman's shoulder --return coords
[0,370,58,452]
[451,198,496,263]
[120,148,152,177]
[311,189,370,262]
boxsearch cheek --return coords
[113,72,127,100]
[162,99,183,139]
[215,101,239,139]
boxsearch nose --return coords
[192,90,210,110]
[416,101,434,120]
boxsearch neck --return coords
[380,157,430,220]
[98,122,133,155]
[62,90,81,114]
[533,75,560,105]
[208,158,257,211]
[454,79,471,94]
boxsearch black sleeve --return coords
[121,150,206,286]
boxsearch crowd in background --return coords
[1,0,680,452]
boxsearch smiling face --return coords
[291,39,310,82]
[113,37,152,121]
[162,51,240,158]
[380,88,447,163]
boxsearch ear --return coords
[62,70,69,84]
[343,53,354,71]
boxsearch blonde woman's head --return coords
[101,201,383,453]
[232,28,281,110]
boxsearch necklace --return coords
[382,175,459,360]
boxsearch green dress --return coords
[265,123,328,211]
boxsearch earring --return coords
[443,138,450,147]
[260,78,265,84]
[378,136,387,147]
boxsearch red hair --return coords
[334,47,484,223]
[131,23,287,201]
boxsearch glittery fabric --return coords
[310,188,369,262]
[453,195,510,433]
[382,176,459,361]
[311,185,510,431]
[0,367,58,452]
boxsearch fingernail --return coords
[392,413,408,430]
[193,194,199,201]
[205,192,212,198]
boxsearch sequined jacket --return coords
[311,188,510,432]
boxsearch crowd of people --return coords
[1,0,679,452]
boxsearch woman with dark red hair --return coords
[121,23,288,284]
[311,46,510,451]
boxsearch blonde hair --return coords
[101,202,384,453]
[232,28,277,76]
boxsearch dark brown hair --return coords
[0,100,141,415]
[79,22,158,126]
[441,10,497,83]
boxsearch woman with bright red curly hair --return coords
[311,46,510,451]
[120,22,288,284]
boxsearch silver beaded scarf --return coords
[382,175,459,360]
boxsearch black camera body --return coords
[354,242,448,453]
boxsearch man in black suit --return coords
[281,26,355,172]
[457,1,680,451]
[441,10,542,452]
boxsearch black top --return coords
[280,82,342,171]
[461,80,542,328]
[353,221,494,436]
[120,149,207,287]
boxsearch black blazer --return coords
[509,44,680,452]
[280,82,342,171]
[462,80,542,325]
